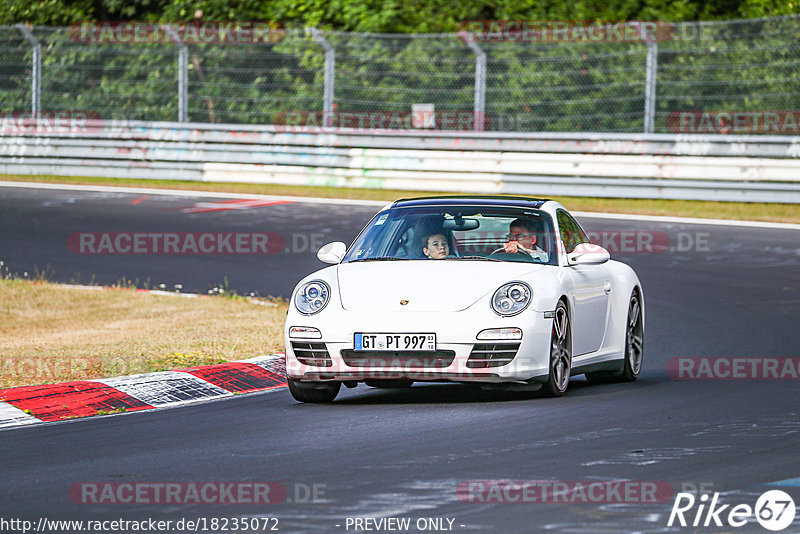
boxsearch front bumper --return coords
[284,308,553,383]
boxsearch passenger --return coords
[422,232,450,259]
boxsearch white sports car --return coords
[284,196,644,402]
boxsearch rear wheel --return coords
[620,291,644,381]
[542,301,571,397]
[287,379,340,403]
[586,290,643,383]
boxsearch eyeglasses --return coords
[505,233,534,240]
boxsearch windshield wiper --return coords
[347,256,410,263]
[451,255,503,262]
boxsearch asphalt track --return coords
[2,184,800,533]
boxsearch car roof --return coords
[391,195,550,209]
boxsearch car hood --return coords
[337,260,546,312]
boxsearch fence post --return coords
[310,28,335,126]
[178,44,188,122]
[15,24,41,118]
[465,39,486,131]
[644,41,658,134]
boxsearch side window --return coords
[557,210,589,254]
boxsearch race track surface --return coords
[1,184,799,533]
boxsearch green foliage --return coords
[2,0,800,28]
[0,0,92,26]
[2,0,799,133]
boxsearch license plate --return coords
[354,333,436,351]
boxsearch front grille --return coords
[340,350,455,368]
[467,343,520,368]
[291,342,332,367]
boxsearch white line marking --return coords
[0,401,38,428]
[0,180,387,206]
[572,210,800,230]
[2,179,796,228]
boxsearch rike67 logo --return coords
[668,490,796,531]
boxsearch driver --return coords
[502,218,547,261]
[422,232,450,259]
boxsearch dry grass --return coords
[4,174,800,224]
[0,278,288,389]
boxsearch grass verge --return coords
[0,278,288,389]
[3,174,800,224]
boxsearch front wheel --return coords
[542,301,572,397]
[287,379,340,403]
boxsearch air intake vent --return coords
[467,343,520,368]
[291,342,332,367]
[340,350,455,368]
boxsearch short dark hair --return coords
[509,218,538,233]
[421,231,447,249]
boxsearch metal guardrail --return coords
[1,120,799,202]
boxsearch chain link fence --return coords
[1,16,799,133]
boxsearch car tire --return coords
[586,290,644,383]
[287,379,341,403]
[542,300,572,397]
[619,290,644,381]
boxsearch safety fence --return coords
[2,16,800,133]
[1,120,798,202]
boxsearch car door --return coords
[557,209,610,356]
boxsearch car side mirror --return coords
[317,241,347,264]
[567,243,610,265]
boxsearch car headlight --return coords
[491,282,532,316]
[294,280,331,315]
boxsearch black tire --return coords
[364,379,414,388]
[620,290,644,381]
[585,289,644,383]
[542,300,572,397]
[287,379,340,403]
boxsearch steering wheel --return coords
[490,247,530,257]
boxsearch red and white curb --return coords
[0,355,286,430]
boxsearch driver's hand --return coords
[504,241,520,253]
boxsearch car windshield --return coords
[342,205,558,265]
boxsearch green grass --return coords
[0,278,288,389]
[3,173,800,224]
